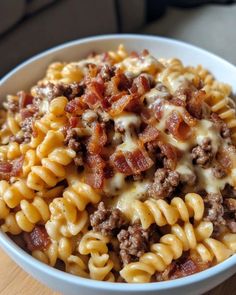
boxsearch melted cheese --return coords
[116,54,163,76]
[114,112,141,152]
[109,180,150,220]
[114,112,141,132]
[195,167,231,193]
[103,173,126,196]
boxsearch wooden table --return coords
[0,248,235,295]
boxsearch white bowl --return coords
[0,34,236,295]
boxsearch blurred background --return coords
[0,0,236,77]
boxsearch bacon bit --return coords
[130,75,150,97]
[23,226,50,251]
[0,161,12,173]
[109,94,134,116]
[18,91,33,109]
[139,125,161,144]
[82,76,105,109]
[140,108,156,125]
[103,164,114,178]
[153,101,164,121]
[169,252,211,280]
[166,111,191,141]
[110,151,132,175]
[69,116,79,128]
[87,123,107,154]
[126,149,153,174]
[186,90,206,120]
[182,110,197,127]
[216,146,235,173]
[65,97,86,115]
[159,142,179,170]
[130,51,139,58]
[141,49,149,56]
[85,153,105,189]
[20,107,37,120]
[125,95,143,113]
[0,156,23,180]
[110,148,153,175]
[11,156,24,176]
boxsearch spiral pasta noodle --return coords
[14,197,50,232]
[132,193,204,229]
[0,180,35,209]
[46,197,88,239]
[27,146,76,190]
[79,231,114,281]
[120,222,213,283]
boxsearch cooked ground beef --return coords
[191,138,213,167]
[211,113,231,139]
[117,223,150,265]
[20,116,34,143]
[203,193,225,236]
[224,198,236,233]
[34,82,82,101]
[212,164,227,179]
[64,128,83,166]
[90,202,127,236]
[148,168,180,199]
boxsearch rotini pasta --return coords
[120,222,213,283]
[132,193,204,229]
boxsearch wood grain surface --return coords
[0,248,235,295]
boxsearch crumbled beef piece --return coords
[34,82,82,101]
[212,164,227,179]
[18,91,33,109]
[20,116,34,143]
[221,184,236,199]
[23,226,50,251]
[63,128,83,166]
[118,223,150,265]
[64,129,80,152]
[191,138,213,167]
[204,193,225,236]
[224,198,236,233]
[148,168,180,199]
[179,172,197,186]
[211,113,231,138]
[9,134,24,144]
[90,202,127,236]
[224,198,236,211]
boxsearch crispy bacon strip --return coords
[139,125,161,144]
[110,148,153,175]
[87,122,107,154]
[109,94,134,116]
[166,111,191,141]
[85,153,105,189]
[23,226,50,251]
[65,97,86,115]
[18,91,33,109]
[83,76,105,109]
[158,142,179,170]
[130,74,151,97]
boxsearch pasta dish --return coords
[0,45,235,283]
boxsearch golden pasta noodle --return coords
[132,193,204,229]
